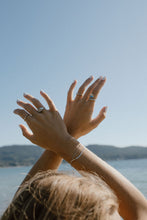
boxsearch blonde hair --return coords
[1,170,118,220]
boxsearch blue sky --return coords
[0,0,147,147]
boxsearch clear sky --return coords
[0,0,147,148]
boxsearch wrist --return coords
[64,123,81,139]
[44,150,62,160]
[58,135,81,162]
[68,130,80,139]
[63,117,80,139]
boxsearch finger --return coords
[17,100,37,115]
[14,109,32,122]
[23,93,44,109]
[75,76,94,101]
[19,124,34,141]
[82,77,101,101]
[90,106,107,128]
[40,90,57,111]
[67,80,77,102]
[92,77,106,99]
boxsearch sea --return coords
[0,158,147,216]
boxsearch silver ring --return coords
[24,114,30,121]
[37,107,45,113]
[89,93,95,101]
[89,98,95,101]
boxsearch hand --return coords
[14,91,71,153]
[64,76,107,139]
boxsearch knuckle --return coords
[32,97,37,102]
[78,86,84,93]
[32,97,39,104]
[25,103,31,109]
[18,109,24,115]
[21,109,25,114]
[80,99,85,104]
[16,109,21,113]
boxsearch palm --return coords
[64,76,107,139]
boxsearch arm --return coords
[14,76,106,183]
[61,140,147,220]
[14,89,147,220]
[18,150,62,185]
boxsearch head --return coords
[1,170,120,220]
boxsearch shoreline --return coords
[0,157,147,168]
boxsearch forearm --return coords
[61,138,147,220]
[22,150,62,183]
[19,125,75,186]
[13,150,62,199]
[17,130,76,187]
[24,133,75,181]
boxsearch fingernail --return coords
[89,75,93,79]
[104,106,108,112]
[17,99,21,103]
[40,89,45,93]
[19,125,22,130]
[23,93,28,97]
[99,76,103,80]
[102,76,106,80]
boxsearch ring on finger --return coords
[37,106,45,113]
[89,99,95,101]
[89,93,95,101]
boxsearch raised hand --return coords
[14,91,70,153]
[13,76,107,152]
[64,76,107,139]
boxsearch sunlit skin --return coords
[13,75,107,190]
[14,77,147,220]
[15,76,107,141]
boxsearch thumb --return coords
[90,106,107,129]
[19,124,34,141]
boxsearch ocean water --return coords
[0,158,147,216]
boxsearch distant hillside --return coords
[0,144,147,167]
[0,145,44,167]
[87,145,147,160]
